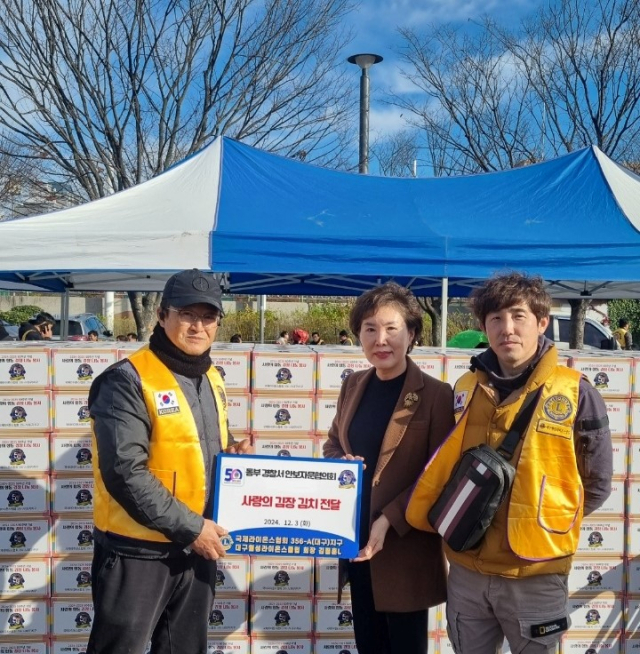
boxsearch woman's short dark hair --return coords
[349,282,423,353]
[470,272,551,327]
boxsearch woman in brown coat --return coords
[323,282,455,654]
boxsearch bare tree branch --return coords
[0,0,357,336]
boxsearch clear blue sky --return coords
[339,0,546,141]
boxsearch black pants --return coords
[87,543,217,654]
[347,560,428,654]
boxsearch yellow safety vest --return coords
[93,346,229,543]
[612,328,627,349]
[407,363,583,561]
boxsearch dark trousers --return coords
[347,560,428,654]
[87,543,217,654]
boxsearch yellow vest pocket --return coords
[538,475,581,534]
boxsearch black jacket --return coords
[89,359,231,558]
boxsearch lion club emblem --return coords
[9,406,27,424]
[338,610,353,626]
[8,613,24,630]
[543,395,572,422]
[75,611,92,628]
[76,571,92,588]
[76,489,93,507]
[9,449,26,466]
[275,409,291,426]
[208,609,224,627]
[276,368,292,385]
[77,406,91,422]
[8,572,25,589]
[76,363,94,381]
[274,609,290,627]
[273,570,290,587]
[8,364,26,381]
[585,609,600,625]
[9,531,26,548]
[338,469,356,489]
[586,570,602,587]
[593,372,609,389]
[588,531,603,548]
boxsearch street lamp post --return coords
[347,53,383,174]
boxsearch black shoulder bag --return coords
[427,389,542,553]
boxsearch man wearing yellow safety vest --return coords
[612,317,632,350]
[86,269,250,654]
[407,272,612,654]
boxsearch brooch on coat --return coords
[403,392,419,408]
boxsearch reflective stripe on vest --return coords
[92,346,229,543]
[407,365,582,561]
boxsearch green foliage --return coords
[216,300,477,345]
[113,316,138,339]
[447,311,478,340]
[0,305,42,325]
[607,299,640,341]
[217,302,353,343]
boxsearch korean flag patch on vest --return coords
[454,391,468,414]
[155,391,180,416]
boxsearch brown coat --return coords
[323,357,454,612]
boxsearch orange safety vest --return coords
[407,364,583,561]
[93,346,229,542]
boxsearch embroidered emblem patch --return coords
[543,394,572,421]
[454,391,468,413]
[155,391,180,416]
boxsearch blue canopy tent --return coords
[1,136,640,300]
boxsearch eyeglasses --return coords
[168,307,220,327]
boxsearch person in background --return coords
[116,335,128,342]
[88,330,99,342]
[309,331,325,345]
[230,333,242,343]
[276,330,289,345]
[612,317,632,350]
[87,268,251,654]
[290,328,309,345]
[18,312,55,341]
[323,282,454,654]
[338,329,353,346]
[127,332,138,342]
[407,272,612,654]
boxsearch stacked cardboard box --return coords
[1,341,638,653]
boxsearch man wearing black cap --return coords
[87,269,250,654]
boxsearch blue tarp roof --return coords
[2,137,640,296]
[213,138,640,281]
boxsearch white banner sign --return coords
[214,454,362,558]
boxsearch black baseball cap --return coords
[162,269,224,315]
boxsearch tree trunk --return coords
[418,297,444,346]
[568,299,589,349]
[128,291,161,341]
